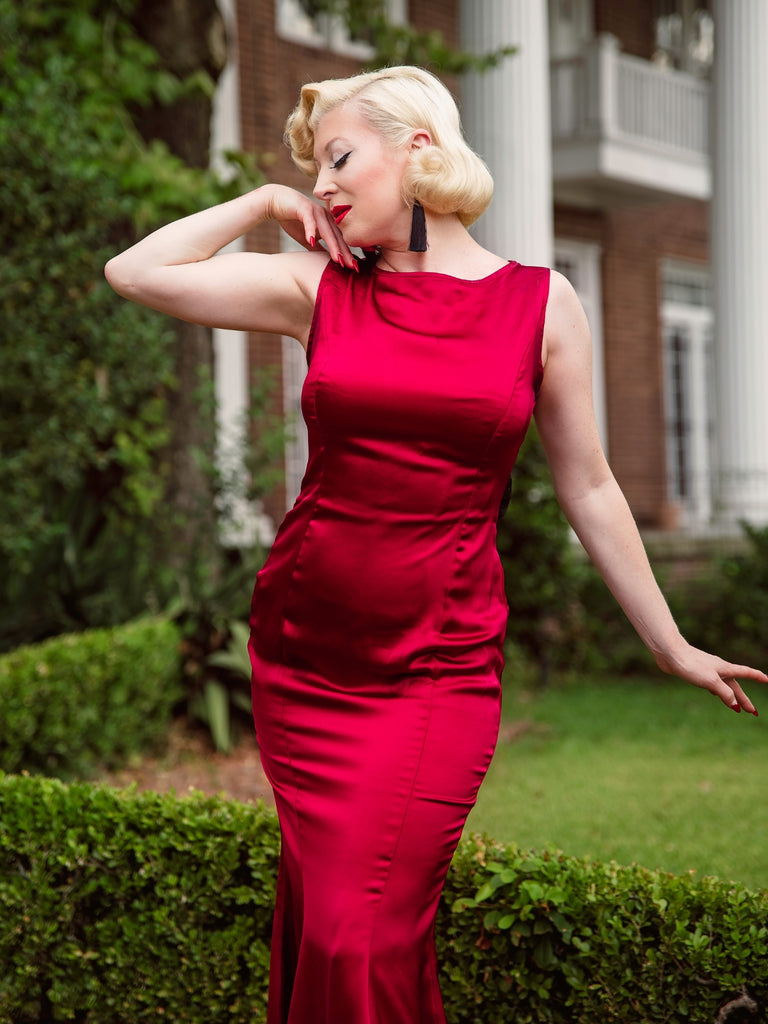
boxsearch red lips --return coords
[332,205,351,225]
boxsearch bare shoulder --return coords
[288,249,332,303]
[251,250,331,349]
[542,269,590,364]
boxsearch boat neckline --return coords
[370,259,517,284]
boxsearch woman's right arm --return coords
[104,184,356,346]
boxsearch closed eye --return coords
[330,151,351,170]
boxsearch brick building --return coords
[211,0,768,543]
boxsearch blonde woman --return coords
[106,65,766,1024]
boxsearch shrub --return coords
[440,837,768,1023]
[0,618,182,779]
[1,776,766,1024]
[0,775,276,1024]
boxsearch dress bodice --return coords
[250,259,550,683]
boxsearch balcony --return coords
[550,34,711,208]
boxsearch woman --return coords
[105,65,765,1024]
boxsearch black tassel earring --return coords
[409,201,427,252]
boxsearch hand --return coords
[656,641,767,716]
[263,184,357,269]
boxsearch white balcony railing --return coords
[551,34,710,200]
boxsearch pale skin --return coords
[106,100,767,713]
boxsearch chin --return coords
[340,229,366,249]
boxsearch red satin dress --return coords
[249,259,550,1024]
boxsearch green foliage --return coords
[0,49,176,644]
[440,836,768,1023]
[497,428,588,682]
[1,776,766,1023]
[670,522,768,671]
[498,429,659,681]
[0,0,267,648]
[313,0,517,73]
[0,618,182,779]
[0,776,277,1024]
[193,622,254,754]
[171,550,265,754]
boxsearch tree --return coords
[0,0,259,648]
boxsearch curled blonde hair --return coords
[284,66,493,227]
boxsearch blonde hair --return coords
[284,66,493,227]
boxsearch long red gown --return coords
[249,258,550,1024]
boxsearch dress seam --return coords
[365,680,437,1020]
[435,357,534,640]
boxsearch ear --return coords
[409,129,432,152]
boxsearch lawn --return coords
[466,674,768,892]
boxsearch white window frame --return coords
[661,260,714,526]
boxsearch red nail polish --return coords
[309,236,315,248]
[337,254,344,266]
[753,709,759,718]
[732,704,742,713]
[353,258,360,273]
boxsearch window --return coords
[277,0,406,58]
[661,262,714,525]
[554,240,608,453]
[548,0,593,60]
[653,0,713,77]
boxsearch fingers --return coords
[712,662,766,716]
[678,646,765,718]
[267,186,357,270]
[306,207,357,270]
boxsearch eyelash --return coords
[330,151,351,170]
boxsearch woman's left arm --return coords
[534,271,767,713]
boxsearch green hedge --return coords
[0,618,182,778]
[1,775,766,1023]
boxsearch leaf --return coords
[202,680,231,754]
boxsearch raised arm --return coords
[534,271,767,713]
[104,184,356,347]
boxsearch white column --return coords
[460,0,553,267]
[711,0,768,524]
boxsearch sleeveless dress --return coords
[249,258,550,1024]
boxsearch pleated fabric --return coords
[249,259,550,1024]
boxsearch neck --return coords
[376,211,493,276]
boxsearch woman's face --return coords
[312,103,413,250]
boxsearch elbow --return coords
[104,255,127,295]
[104,254,142,301]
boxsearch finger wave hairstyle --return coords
[284,65,493,227]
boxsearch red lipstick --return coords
[332,205,351,225]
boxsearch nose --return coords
[313,167,337,202]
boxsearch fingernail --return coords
[309,236,315,248]
[753,709,759,718]
[336,254,344,266]
[731,704,742,713]
[352,258,360,273]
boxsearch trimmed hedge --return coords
[0,618,182,778]
[1,775,766,1023]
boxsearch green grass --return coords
[466,674,768,892]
